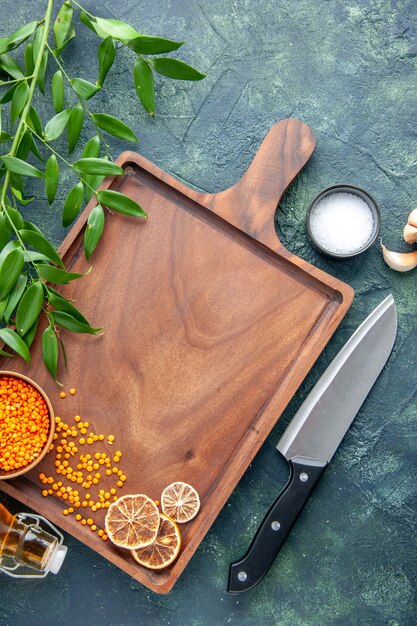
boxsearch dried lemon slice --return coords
[105,494,160,549]
[131,514,181,569]
[161,481,200,523]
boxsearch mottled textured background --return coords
[0,0,416,624]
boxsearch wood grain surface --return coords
[0,119,354,593]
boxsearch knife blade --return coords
[227,294,397,594]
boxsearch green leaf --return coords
[91,113,137,143]
[3,272,26,324]
[79,11,96,33]
[0,327,31,363]
[84,203,105,260]
[97,189,147,217]
[0,83,17,105]
[97,36,115,86]
[10,80,29,124]
[0,297,8,320]
[0,54,24,79]
[93,17,140,42]
[37,263,89,284]
[53,310,102,334]
[73,158,124,176]
[45,108,71,141]
[24,251,50,263]
[133,57,155,116]
[22,219,43,235]
[24,42,35,76]
[0,212,11,249]
[150,57,206,81]
[53,25,75,57]
[37,50,48,94]
[27,133,44,162]
[32,24,43,62]
[127,35,184,55]
[0,245,25,300]
[6,206,23,230]
[11,187,34,206]
[22,318,38,349]
[70,78,99,100]
[62,181,84,227]
[0,38,9,56]
[54,1,74,50]
[2,156,45,178]
[42,325,58,377]
[52,70,65,113]
[16,129,32,160]
[68,103,84,154]
[0,240,21,264]
[7,21,38,48]
[82,135,100,158]
[45,154,59,204]
[15,281,44,335]
[47,287,90,325]
[26,105,43,136]
[20,228,64,268]
[0,131,12,143]
[83,174,104,201]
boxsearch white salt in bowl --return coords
[306,184,381,258]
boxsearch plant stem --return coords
[0,0,54,212]
[0,76,34,87]
[71,0,95,19]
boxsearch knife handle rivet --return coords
[238,571,248,582]
[299,472,309,482]
[271,521,281,531]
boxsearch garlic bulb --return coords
[381,244,417,272]
[403,208,417,243]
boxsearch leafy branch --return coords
[0,0,205,379]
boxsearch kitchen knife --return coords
[228,294,397,594]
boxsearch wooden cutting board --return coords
[0,119,353,593]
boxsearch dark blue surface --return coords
[0,1,416,624]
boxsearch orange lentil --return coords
[107,435,115,443]
[59,392,66,399]
[91,525,97,531]
[86,518,93,526]
[69,389,76,395]
[0,376,50,473]
[81,519,87,525]
[75,514,82,521]
[102,534,108,541]
[74,415,81,422]
[117,481,123,488]
[79,438,86,445]
[98,529,104,537]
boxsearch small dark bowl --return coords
[306,184,381,259]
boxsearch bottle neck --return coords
[0,504,57,572]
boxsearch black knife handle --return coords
[227,458,327,594]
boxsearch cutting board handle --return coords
[206,118,315,250]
